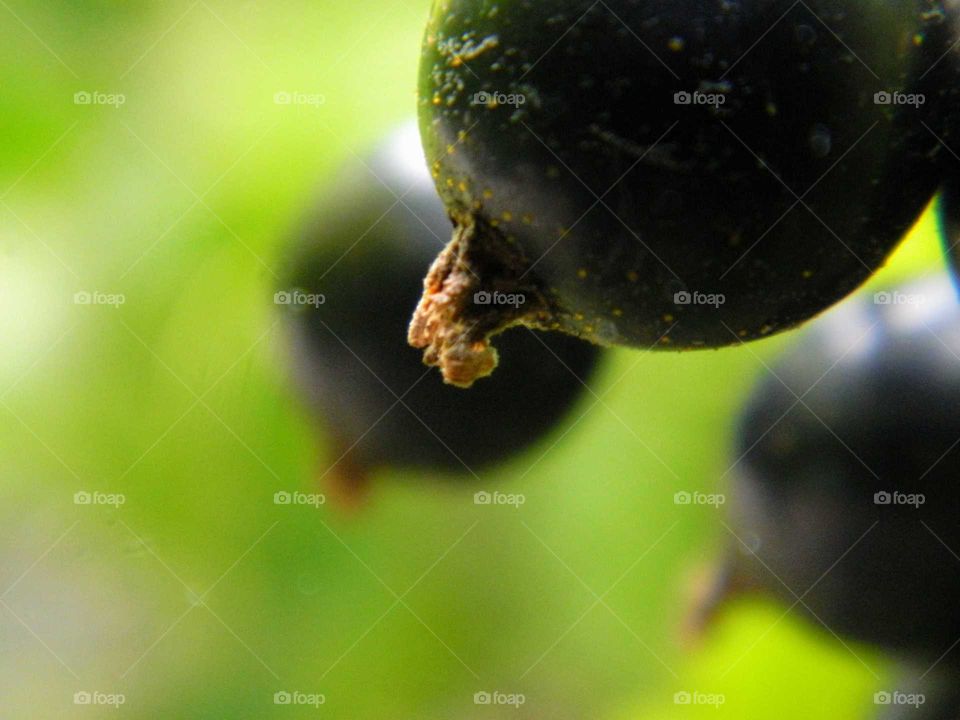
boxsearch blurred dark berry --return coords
[279,122,601,502]
[720,276,960,665]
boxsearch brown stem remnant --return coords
[408,214,545,388]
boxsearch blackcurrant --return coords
[409,0,960,386]
[716,276,960,665]
[279,122,601,500]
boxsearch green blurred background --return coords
[0,2,946,718]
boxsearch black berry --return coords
[409,0,960,386]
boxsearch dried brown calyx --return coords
[407,213,547,388]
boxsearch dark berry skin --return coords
[718,277,960,667]
[938,180,960,291]
[280,123,600,499]
[410,0,960,386]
